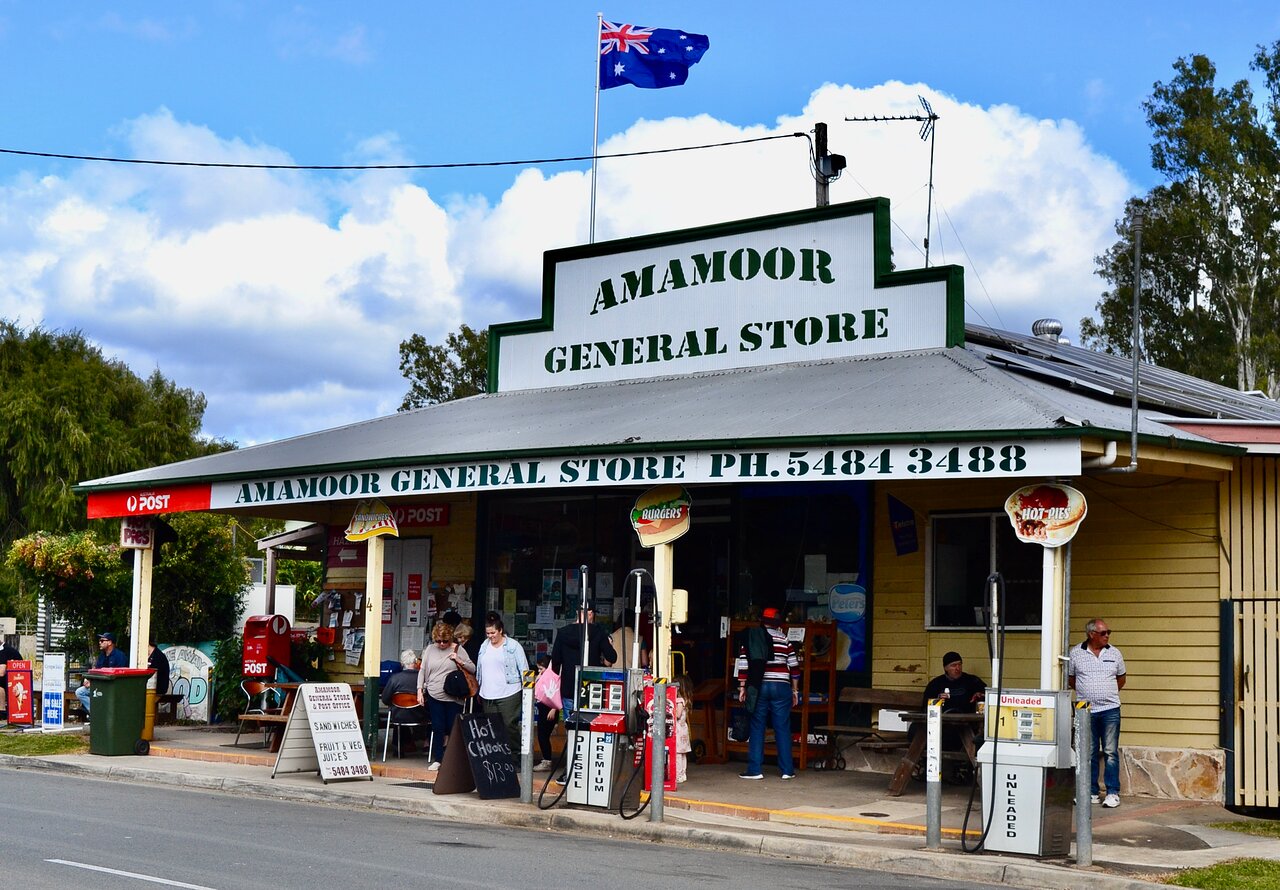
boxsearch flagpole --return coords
[590,12,603,244]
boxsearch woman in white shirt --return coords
[476,614,529,754]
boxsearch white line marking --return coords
[46,859,218,889]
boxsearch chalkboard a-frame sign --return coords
[432,712,520,799]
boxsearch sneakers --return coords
[554,774,568,786]
[738,771,764,780]
[780,773,795,780]
[1102,793,1120,808]
[426,761,440,771]
[533,759,552,772]
[1089,793,1100,804]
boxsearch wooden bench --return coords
[812,687,920,770]
[234,712,290,751]
[155,693,184,725]
[63,690,88,722]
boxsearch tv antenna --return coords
[847,95,940,266]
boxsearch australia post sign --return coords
[490,199,964,392]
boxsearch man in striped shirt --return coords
[736,606,801,780]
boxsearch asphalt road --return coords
[0,769,1005,890]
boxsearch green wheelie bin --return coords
[87,667,154,755]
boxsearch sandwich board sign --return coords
[271,683,372,783]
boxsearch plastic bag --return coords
[534,666,562,710]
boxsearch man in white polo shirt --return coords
[1068,618,1127,808]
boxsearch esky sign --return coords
[84,440,1081,516]
[490,199,964,392]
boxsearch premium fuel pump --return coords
[564,666,641,812]
[975,689,1074,856]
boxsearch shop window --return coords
[927,512,1041,629]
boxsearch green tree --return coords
[1082,45,1280,393]
[0,322,229,617]
[7,514,250,658]
[398,323,488,410]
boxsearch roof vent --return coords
[1031,318,1064,342]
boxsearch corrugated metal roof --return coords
[967,324,1280,422]
[78,342,1228,491]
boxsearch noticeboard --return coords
[272,683,372,783]
[432,712,519,799]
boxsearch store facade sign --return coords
[189,439,1081,509]
[490,200,964,392]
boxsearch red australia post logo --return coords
[87,483,212,519]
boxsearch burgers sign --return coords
[630,485,692,548]
[1004,483,1087,548]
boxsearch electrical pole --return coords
[815,122,830,207]
[812,122,845,208]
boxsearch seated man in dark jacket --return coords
[914,651,986,774]
[381,649,430,755]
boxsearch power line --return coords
[0,132,805,172]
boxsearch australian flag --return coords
[599,20,709,90]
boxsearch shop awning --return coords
[79,341,1240,499]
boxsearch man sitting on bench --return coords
[913,651,986,776]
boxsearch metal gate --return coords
[1227,598,1280,808]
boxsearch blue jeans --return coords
[426,697,461,762]
[1090,707,1121,796]
[76,685,92,714]
[746,682,794,776]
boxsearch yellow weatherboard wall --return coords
[321,495,478,685]
[873,475,1219,751]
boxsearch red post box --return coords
[242,615,291,678]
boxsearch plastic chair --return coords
[233,680,282,748]
[382,691,430,760]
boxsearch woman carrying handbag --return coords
[417,621,476,770]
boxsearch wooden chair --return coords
[382,691,429,760]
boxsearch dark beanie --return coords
[942,651,962,668]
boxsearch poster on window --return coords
[829,582,867,672]
[542,569,563,604]
[406,574,422,625]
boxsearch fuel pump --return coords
[563,665,641,812]
[970,573,1075,857]
[976,689,1074,856]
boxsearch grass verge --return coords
[1206,819,1280,840]
[0,730,89,756]
[1161,858,1280,888]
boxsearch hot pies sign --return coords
[1004,483,1087,548]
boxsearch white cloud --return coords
[0,83,1133,445]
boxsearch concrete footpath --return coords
[5,723,1279,890]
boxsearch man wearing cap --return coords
[923,652,987,715]
[735,606,801,780]
[76,632,128,716]
[550,605,616,720]
[916,652,986,767]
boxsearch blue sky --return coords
[0,3,1276,446]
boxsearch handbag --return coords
[443,644,477,699]
[443,667,473,699]
[534,665,562,710]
